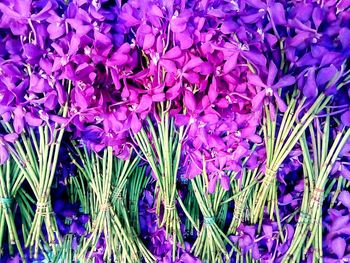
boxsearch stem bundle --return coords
[253,92,328,228]
[0,160,25,261]
[132,107,184,260]
[283,115,350,262]
[72,146,155,262]
[190,166,237,262]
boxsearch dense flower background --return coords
[0,0,349,262]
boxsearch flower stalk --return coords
[0,80,72,258]
[127,165,150,235]
[0,160,26,261]
[190,161,238,262]
[253,92,329,226]
[283,114,350,262]
[111,157,155,263]
[132,105,185,260]
[72,146,154,262]
[228,168,258,234]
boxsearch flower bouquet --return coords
[285,115,350,262]
[127,165,151,235]
[0,160,25,260]
[0,0,349,262]
[1,95,69,258]
[71,146,154,262]
[190,170,236,262]
[132,109,185,260]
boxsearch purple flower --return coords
[248,61,295,112]
[338,191,350,210]
[0,0,53,37]
[341,109,350,127]
[327,237,350,262]
[0,133,18,164]
[230,224,259,257]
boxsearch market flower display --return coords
[0,0,349,262]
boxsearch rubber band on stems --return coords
[311,188,324,206]
[203,217,215,226]
[164,204,175,211]
[36,197,53,215]
[0,197,12,207]
[298,211,311,225]
[100,203,111,212]
[263,167,277,187]
[111,189,123,203]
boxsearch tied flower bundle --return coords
[0,0,72,258]
[0,0,349,262]
[70,146,155,262]
[0,160,25,259]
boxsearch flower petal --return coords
[272,75,295,88]
[183,57,203,72]
[25,112,43,126]
[303,68,317,98]
[4,133,18,143]
[338,191,350,209]
[273,92,287,112]
[143,33,155,50]
[0,144,9,165]
[162,47,182,59]
[341,111,350,127]
[136,95,152,113]
[267,61,278,87]
[208,174,218,193]
[269,3,286,25]
[316,65,337,87]
[130,113,142,133]
[220,175,230,191]
[175,114,190,126]
[331,237,346,259]
[176,31,193,50]
[223,52,239,74]
[13,107,25,134]
[251,90,266,111]
[184,90,196,112]
[248,74,267,88]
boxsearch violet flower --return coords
[0,133,17,164]
[248,61,295,113]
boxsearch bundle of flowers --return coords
[0,0,349,262]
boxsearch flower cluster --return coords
[0,0,349,262]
